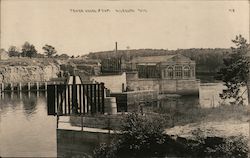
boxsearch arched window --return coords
[167,66,174,79]
[175,66,182,79]
[183,66,190,78]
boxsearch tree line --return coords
[88,48,230,74]
[6,42,70,59]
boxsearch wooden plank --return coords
[86,84,89,114]
[47,85,56,115]
[90,84,93,114]
[56,85,59,114]
[97,84,100,112]
[82,84,85,114]
[93,84,96,113]
[64,84,67,114]
[67,85,71,114]
[59,85,63,114]
[101,83,105,113]
[79,84,82,114]
[93,84,97,113]
[72,84,77,114]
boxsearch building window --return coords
[138,65,159,78]
[167,67,174,79]
[175,66,182,79]
[191,66,195,77]
[183,66,190,78]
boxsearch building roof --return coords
[131,54,194,64]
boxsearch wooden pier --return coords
[0,82,49,93]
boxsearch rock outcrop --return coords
[0,64,60,83]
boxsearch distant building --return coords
[0,49,9,60]
[130,54,196,80]
[100,57,126,74]
[128,54,199,95]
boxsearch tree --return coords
[42,44,57,57]
[8,46,20,57]
[58,53,70,59]
[217,35,250,105]
[21,42,37,58]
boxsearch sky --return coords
[0,0,249,56]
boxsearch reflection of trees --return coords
[22,92,38,117]
[0,93,23,115]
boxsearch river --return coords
[0,92,56,157]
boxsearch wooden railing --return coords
[47,83,105,116]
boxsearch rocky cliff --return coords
[0,58,60,83]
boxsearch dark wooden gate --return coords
[47,83,105,116]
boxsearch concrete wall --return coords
[69,115,123,129]
[127,78,199,95]
[90,72,126,93]
[110,90,158,112]
[127,78,160,92]
[161,79,200,95]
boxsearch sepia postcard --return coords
[0,0,249,157]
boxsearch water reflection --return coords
[22,92,38,117]
[0,91,56,157]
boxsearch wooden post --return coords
[56,85,59,115]
[28,82,31,91]
[67,85,71,114]
[90,84,93,114]
[10,83,13,91]
[86,84,89,114]
[97,84,100,112]
[72,76,78,114]
[64,84,67,115]
[101,82,105,114]
[79,84,82,114]
[45,82,47,91]
[94,84,97,113]
[19,82,22,91]
[20,91,22,100]
[83,85,86,114]
[36,82,39,91]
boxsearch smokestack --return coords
[115,42,117,53]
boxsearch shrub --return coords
[93,113,166,158]
[93,113,248,158]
